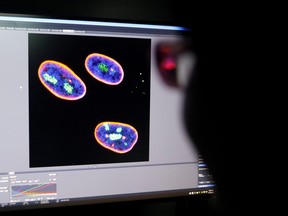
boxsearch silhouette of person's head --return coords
[155,6,245,213]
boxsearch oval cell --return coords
[38,60,86,100]
[94,121,138,153]
[85,53,124,85]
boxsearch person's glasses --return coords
[155,40,196,89]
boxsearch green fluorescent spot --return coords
[109,133,122,141]
[98,63,108,72]
[104,123,110,131]
[64,82,73,94]
[43,73,57,84]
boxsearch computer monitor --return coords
[0,13,215,212]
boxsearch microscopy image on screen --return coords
[29,33,151,167]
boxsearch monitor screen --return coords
[0,13,215,212]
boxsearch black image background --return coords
[29,33,151,167]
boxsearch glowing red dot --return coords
[161,57,176,70]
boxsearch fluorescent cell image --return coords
[95,121,138,153]
[85,53,124,85]
[38,60,86,100]
[30,33,150,167]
